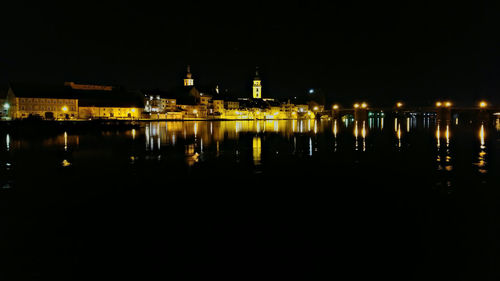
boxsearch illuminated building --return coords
[184,65,194,86]
[253,67,262,99]
[6,83,79,119]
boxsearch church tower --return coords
[253,67,262,99]
[184,65,194,86]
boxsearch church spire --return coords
[184,65,194,86]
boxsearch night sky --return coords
[0,0,498,105]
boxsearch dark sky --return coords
[0,0,498,105]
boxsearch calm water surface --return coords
[1,118,500,280]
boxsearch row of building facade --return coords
[1,67,321,120]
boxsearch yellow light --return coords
[361,103,367,108]
[292,111,297,115]
[436,102,442,107]
[445,101,452,107]
[333,104,339,110]
[131,108,136,113]
[354,103,360,108]
[62,106,68,112]
[313,106,319,111]
[479,101,487,108]
[396,102,403,108]
[193,109,198,114]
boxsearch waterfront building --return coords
[67,82,143,119]
[225,100,240,110]
[6,83,79,119]
[6,82,143,120]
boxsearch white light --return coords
[3,103,9,110]
[309,89,314,94]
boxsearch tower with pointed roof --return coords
[184,65,194,86]
[252,67,262,99]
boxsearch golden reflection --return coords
[476,123,487,173]
[132,129,136,140]
[397,123,401,148]
[253,136,262,166]
[436,123,441,149]
[185,144,199,166]
[445,124,450,147]
[354,121,359,151]
[394,117,398,132]
[64,131,68,151]
[381,117,384,130]
[333,120,338,151]
[406,118,410,133]
[333,120,338,138]
[61,159,71,167]
[361,121,366,151]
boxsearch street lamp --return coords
[354,103,360,109]
[436,101,442,107]
[479,101,487,108]
[444,101,452,107]
[361,102,367,109]
[332,104,339,110]
[396,102,403,108]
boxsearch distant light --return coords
[3,103,9,110]
[436,101,442,107]
[62,106,68,112]
[479,101,487,108]
[396,102,403,108]
[313,106,319,111]
[332,104,339,110]
[361,103,367,108]
[444,101,452,107]
[309,89,315,94]
[354,103,360,108]
[131,108,136,113]
[193,109,198,114]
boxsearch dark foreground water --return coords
[1,118,500,280]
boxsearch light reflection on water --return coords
[0,117,497,188]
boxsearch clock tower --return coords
[252,67,262,99]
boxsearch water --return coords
[1,118,499,280]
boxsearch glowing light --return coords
[361,103,367,109]
[332,104,339,110]
[193,109,198,114]
[445,101,452,107]
[62,106,68,112]
[309,89,315,94]
[131,108,136,113]
[396,102,403,108]
[3,103,9,110]
[313,106,319,111]
[354,103,360,108]
[479,101,487,108]
[436,102,442,107]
